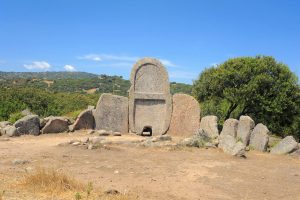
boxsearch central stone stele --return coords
[128,58,172,136]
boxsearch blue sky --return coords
[0,0,299,84]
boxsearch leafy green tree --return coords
[193,56,300,138]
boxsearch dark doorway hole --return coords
[142,126,152,136]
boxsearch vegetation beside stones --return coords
[193,56,300,139]
[0,72,192,122]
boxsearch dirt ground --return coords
[0,131,300,200]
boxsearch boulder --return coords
[199,116,219,139]
[0,121,11,128]
[220,118,239,138]
[167,93,200,137]
[72,109,95,131]
[249,123,269,152]
[270,136,298,155]
[231,142,246,157]
[14,115,40,136]
[219,135,246,157]
[180,129,216,148]
[291,149,300,158]
[41,117,69,134]
[236,116,255,145]
[94,93,128,133]
[3,125,18,137]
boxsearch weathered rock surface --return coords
[219,135,236,154]
[220,118,239,138]
[199,116,219,139]
[41,117,69,134]
[237,116,255,145]
[14,115,40,136]
[219,135,246,157]
[167,93,200,137]
[72,109,95,131]
[180,129,217,148]
[291,149,300,158]
[94,93,128,133]
[231,142,246,157]
[270,136,298,155]
[3,125,18,137]
[249,123,269,152]
[129,58,172,135]
[0,121,11,128]
[12,159,30,165]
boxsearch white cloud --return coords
[78,54,102,61]
[64,65,76,72]
[160,59,178,67]
[24,61,51,70]
[78,54,138,62]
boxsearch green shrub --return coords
[8,112,24,123]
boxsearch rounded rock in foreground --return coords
[14,115,40,136]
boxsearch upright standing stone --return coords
[220,118,239,138]
[167,93,200,137]
[237,116,255,145]
[94,93,128,133]
[249,123,270,152]
[129,58,172,135]
[199,116,219,139]
[14,115,40,136]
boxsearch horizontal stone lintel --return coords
[133,92,166,100]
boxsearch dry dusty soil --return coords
[0,131,300,200]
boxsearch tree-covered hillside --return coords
[0,71,192,96]
[0,71,192,122]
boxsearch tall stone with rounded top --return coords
[129,58,172,135]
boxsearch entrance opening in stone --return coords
[142,126,152,136]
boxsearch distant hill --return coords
[0,71,192,96]
[0,71,98,80]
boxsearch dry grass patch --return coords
[16,167,137,200]
[19,167,85,194]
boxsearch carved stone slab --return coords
[129,58,172,135]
